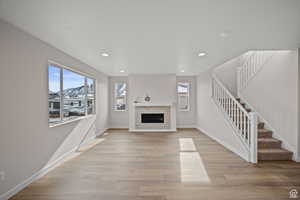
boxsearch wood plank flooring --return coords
[10,129,300,200]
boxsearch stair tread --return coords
[258,148,293,161]
[258,138,280,142]
[258,148,292,154]
[233,99,292,161]
[258,128,272,133]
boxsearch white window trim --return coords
[114,82,127,112]
[177,82,190,112]
[49,114,96,128]
[86,78,97,115]
[48,60,96,127]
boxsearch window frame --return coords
[48,60,96,127]
[86,77,96,115]
[114,82,127,112]
[177,81,190,112]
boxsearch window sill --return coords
[49,114,96,128]
[179,109,190,112]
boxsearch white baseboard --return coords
[0,146,77,200]
[108,126,129,129]
[177,125,197,129]
[196,127,249,162]
[96,128,108,137]
[0,129,107,200]
[129,128,177,132]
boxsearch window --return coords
[63,69,86,120]
[87,78,96,115]
[48,62,96,126]
[48,65,61,124]
[177,82,190,111]
[114,82,126,111]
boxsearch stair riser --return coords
[234,98,293,161]
[258,153,293,161]
[258,141,281,149]
[258,123,264,129]
[223,120,261,128]
[258,132,272,138]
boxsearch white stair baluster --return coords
[211,74,257,163]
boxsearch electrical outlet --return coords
[0,171,5,181]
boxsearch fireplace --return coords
[134,105,171,130]
[141,113,164,123]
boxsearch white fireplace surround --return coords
[130,103,177,132]
[136,106,170,129]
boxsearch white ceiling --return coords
[0,0,300,76]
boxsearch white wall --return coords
[214,57,240,97]
[240,50,299,160]
[128,74,177,105]
[108,76,129,128]
[128,74,177,130]
[176,76,197,128]
[196,70,249,161]
[0,20,109,198]
[298,48,300,161]
[108,75,198,129]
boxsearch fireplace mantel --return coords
[134,103,172,107]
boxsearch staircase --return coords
[212,75,258,163]
[236,98,293,161]
[212,51,293,163]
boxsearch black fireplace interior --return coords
[141,113,164,123]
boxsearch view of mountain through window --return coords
[48,63,96,126]
[63,69,86,120]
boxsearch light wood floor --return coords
[11,129,300,200]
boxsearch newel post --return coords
[249,112,258,163]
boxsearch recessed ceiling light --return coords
[220,32,229,38]
[180,70,185,73]
[101,52,109,57]
[198,52,206,57]
[120,70,125,73]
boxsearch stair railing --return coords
[212,74,257,163]
[237,51,274,96]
